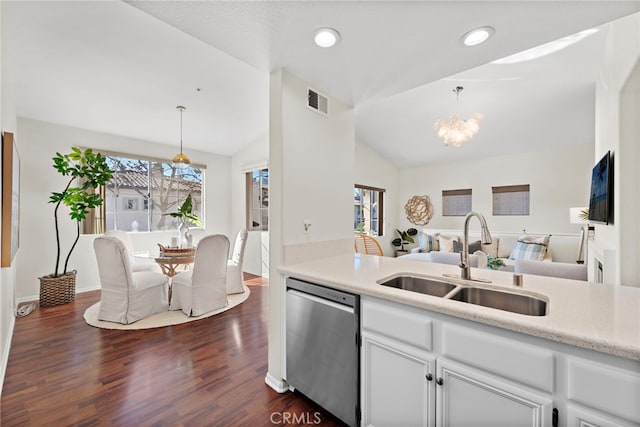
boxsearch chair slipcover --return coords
[226,229,248,294]
[104,230,161,273]
[94,235,169,324]
[170,234,230,316]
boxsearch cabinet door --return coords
[362,333,435,427]
[567,404,639,427]
[436,359,552,427]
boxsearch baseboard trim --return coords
[0,312,16,397]
[265,372,288,393]
[17,286,101,304]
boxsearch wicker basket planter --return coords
[39,270,77,307]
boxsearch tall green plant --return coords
[49,148,113,277]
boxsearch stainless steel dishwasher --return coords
[285,277,360,427]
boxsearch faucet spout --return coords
[460,211,492,280]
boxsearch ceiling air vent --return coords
[307,88,328,116]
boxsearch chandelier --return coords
[172,105,191,169]
[434,86,484,147]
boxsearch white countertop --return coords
[279,253,640,361]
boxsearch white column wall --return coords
[267,69,355,391]
[592,13,640,286]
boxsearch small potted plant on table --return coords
[165,193,202,248]
[392,228,418,257]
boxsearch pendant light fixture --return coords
[434,86,484,147]
[172,105,191,169]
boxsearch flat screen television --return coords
[588,150,613,224]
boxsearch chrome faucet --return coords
[460,211,492,280]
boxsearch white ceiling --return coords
[5,1,640,166]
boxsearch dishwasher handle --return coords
[286,289,355,314]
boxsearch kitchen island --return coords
[279,253,640,427]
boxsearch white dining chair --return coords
[94,235,169,324]
[226,229,248,294]
[104,230,161,273]
[170,234,230,316]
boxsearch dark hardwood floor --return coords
[1,275,346,426]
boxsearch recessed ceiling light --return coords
[314,28,340,48]
[462,26,495,47]
[492,28,599,64]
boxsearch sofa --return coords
[514,259,587,281]
[407,229,581,277]
[402,250,488,269]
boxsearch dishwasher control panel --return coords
[286,277,357,308]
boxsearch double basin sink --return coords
[379,275,547,316]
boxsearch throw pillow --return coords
[438,235,458,253]
[452,240,481,254]
[418,232,439,252]
[509,234,551,261]
[468,240,482,253]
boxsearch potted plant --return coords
[40,148,113,306]
[487,255,506,270]
[392,228,418,254]
[165,193,202,248]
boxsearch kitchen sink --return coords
[379,275,458,297]
[448,286,547,316]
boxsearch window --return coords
[492,184,530,215]
[442,189,472,216]
[354,185,385,236]
[101,154,204,232]
[247,168,269,231]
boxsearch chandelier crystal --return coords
[434,86,484,147]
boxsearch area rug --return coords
[83,285,250,330]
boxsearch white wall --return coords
[230,133,269,277]
[267,69,355,391]
[15,118,232,301]
[591,13,640,286]
[0,1,17,395]
[398,145,593,237]
[354,138,400,256]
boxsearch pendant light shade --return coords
[173,105,191,169]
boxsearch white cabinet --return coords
[360,297,554,427]
[567,405,638,427]
[360,296,639,427]
[361,333,435,427]
[565,357,640,427]
[361,330,552,427]
[436,359,552,427]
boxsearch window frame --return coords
[91,150,205,233]
[246,168,269,231]
[492,184,530,216]
[354,184,385,236]
[442,188,472,217]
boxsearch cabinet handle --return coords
[425,374,433,381]
[436,377,444,386]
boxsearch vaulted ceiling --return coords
[5,1,640,166]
